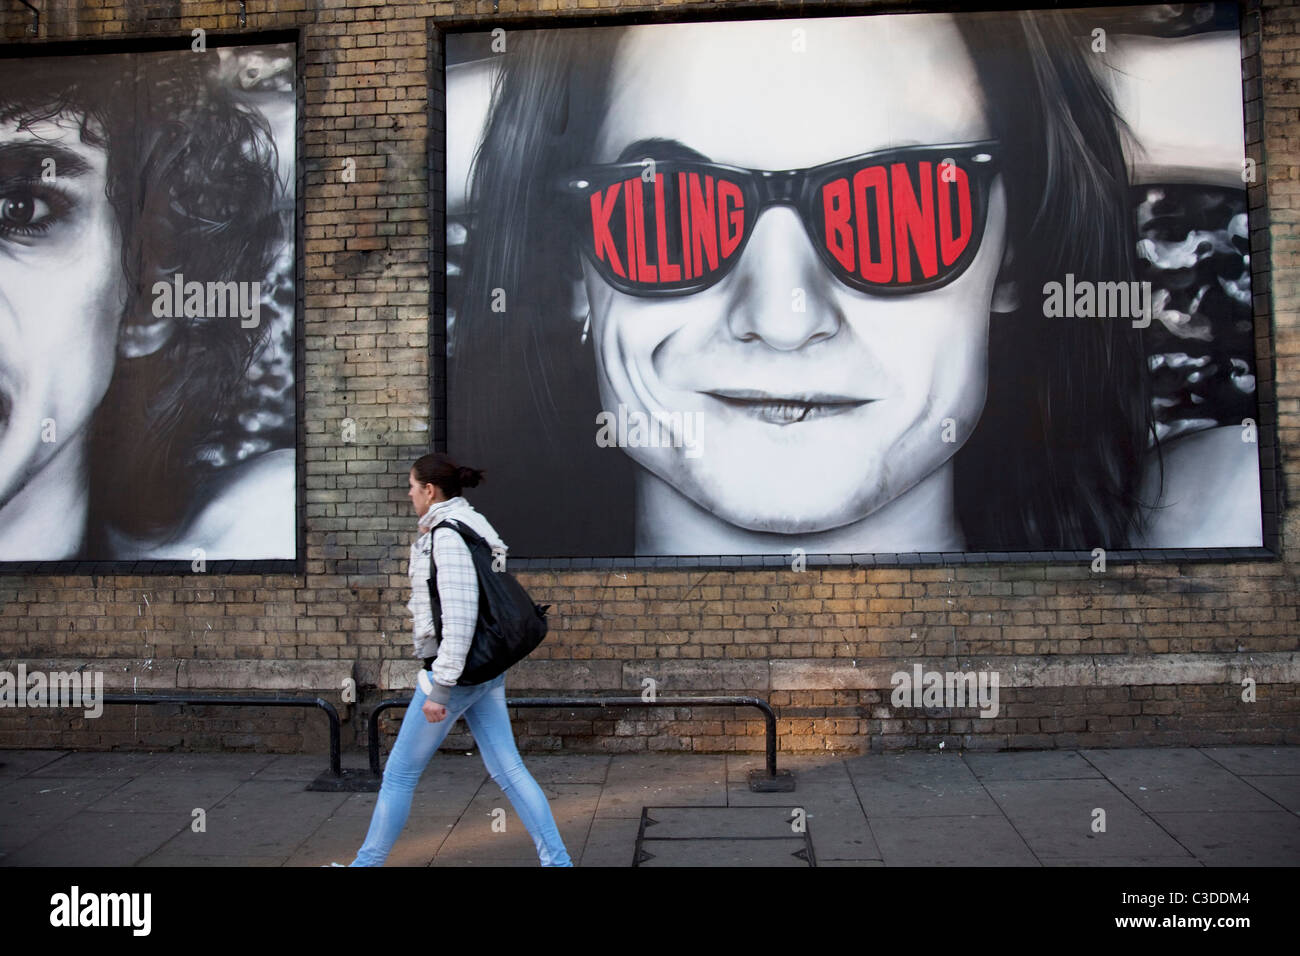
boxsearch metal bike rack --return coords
[365,694,795,792]
[95,694,365,791]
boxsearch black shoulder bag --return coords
[425,518,551,685]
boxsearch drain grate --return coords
[633,806,815,867]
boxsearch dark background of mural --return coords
[1138,184,1256,442]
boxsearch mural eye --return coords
[0,190,47,230]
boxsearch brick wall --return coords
[1,0,1297,758]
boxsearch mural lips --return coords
[704,389,873,426]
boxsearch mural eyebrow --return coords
[0,142,93,177]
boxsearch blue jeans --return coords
[350,670,572,867]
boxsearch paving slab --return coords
[514,754,610,785]
[4,811,186,866]
[605,754,729,783]
[150,779,351,859]
[0,750,69,777]
[146,752,280,779]
[431,848,540,866]
[818,859,885,866]
[596,755,728,818]
[869,814,1039,866]
[0,776,132,859]
[846,753,1000,817]
[28,751,167,779]
[964,751,1103,781]
[137,854,290,867]
[803,809,879,861]
[1081,748,1281,814]
[84,774,244,816]
[1149,810,1300,866]
[1240,776,1300,814]
[1042,856,1205,867]
[986,779,1193,862]
[1201,747,1300,777]
[252,754,357,781]
[579,816,641,867]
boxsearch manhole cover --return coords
[634,806,815,867]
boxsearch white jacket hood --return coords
[415,495,507,553]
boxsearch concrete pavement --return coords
[1,746,1298,866]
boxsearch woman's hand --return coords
[422,699,448,723]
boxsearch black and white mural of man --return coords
[0,43,296,562]
[444,3,1261,558]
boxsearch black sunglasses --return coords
[555,140,1000,297]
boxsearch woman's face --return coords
[0,111,127,513]
[583,15,1009,533]
[408,470,439,515]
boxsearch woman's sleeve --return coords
[426,527,480,705]
[407,540,436,647]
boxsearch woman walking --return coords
[348,452,572,866]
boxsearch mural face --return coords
[0,43,296,563]
[445,4,1263,559]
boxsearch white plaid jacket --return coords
[407,496,508,705]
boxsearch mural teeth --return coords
[761,403,811,424]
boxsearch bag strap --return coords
[430,517,485,549]
[425,519,482,643]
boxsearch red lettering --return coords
[689,174,719,274]
[853,165,892,283]
[590,185,625,279]
[653,174,681,282]
[822,179,855,272]
[623,180,638,282]
[717,180,744,260]
[891,161,937,283]
[678,172,693,280]
[937,165,972,267]
[631,178,657,283]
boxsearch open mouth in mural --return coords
[703,388,872,425]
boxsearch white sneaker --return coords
[321,862,346,867]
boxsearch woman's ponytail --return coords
[411,452,486,498]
